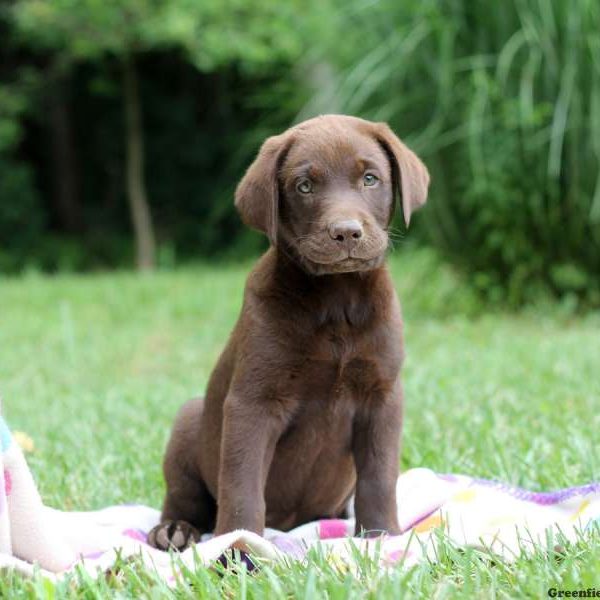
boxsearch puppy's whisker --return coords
[294,232,324,243]
[387,227,406,237]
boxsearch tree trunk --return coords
[48,73,82,233]
[123,54,156,271]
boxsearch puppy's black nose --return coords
[328,220,363,243]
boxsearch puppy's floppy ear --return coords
[374,123,430,227]
[235,132,293,244]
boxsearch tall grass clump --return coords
[301,0,600,307]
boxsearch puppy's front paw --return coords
[147,520,201,552]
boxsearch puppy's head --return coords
[235,115,429,275]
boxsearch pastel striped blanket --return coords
[1,414,599,583]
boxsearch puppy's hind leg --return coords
[148,398,216,552]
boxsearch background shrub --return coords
[304,0,600,307]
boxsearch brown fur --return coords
[148,115,429,550]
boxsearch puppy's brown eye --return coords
[297,179,313,194]
[363,173,379,187]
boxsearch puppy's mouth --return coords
[324,255,385,274]
[284,225,389,275]
[297,250,387,275]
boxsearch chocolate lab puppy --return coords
[149,115,429,551]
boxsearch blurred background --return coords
[1,0,599,308]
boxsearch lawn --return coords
[1,249,599,598]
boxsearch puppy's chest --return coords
[283,327,394,403]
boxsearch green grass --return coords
[1,248,599,598]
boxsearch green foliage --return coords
[302,0,600,307]
[0,158,45,271]
[0,68,45,271]
[11,0,315,69]
[443,0,600,307]
[1,0,324,272]
[1,0,599,306]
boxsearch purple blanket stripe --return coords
[467,477,600,505]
